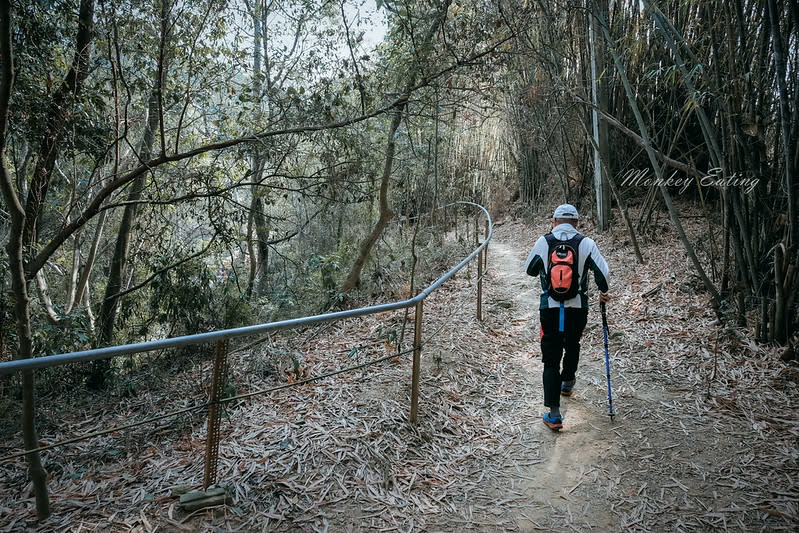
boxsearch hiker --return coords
[523,204,610,430]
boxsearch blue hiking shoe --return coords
[543,412,563,431]
[560,380,575,396]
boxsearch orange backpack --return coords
[545,234,583,302]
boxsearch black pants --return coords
[540,307,589,408]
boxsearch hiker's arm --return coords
[586,243,610,293]
[524,237,547,276]
[590,258,611,303]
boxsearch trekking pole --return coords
[601,302,615,420]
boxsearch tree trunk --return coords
[95,3,169,368]
[96,94,158,342]
[767,0,798,249]
[0,192,50,519]
[95,174,146,344]
[1,4,49,517]
[251,190,271,296]
[341,1,452,293]
[581,122,644,264]
[774,245,786,343]
[22,0,94,248]
[341,100,403,292]
[247,0,271,298]
[71,209,107,312]
[589,0,610,230]
[0,1,46,519]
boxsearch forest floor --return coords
[1,208,798,532]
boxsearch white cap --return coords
[553,204,579,220]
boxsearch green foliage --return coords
[148,258,253,338]
[307,254,343,297]
[9,1,75,145]
[348,344,365,359]
[31,308,93,357]
[374,324,399,345]
[222,380,237,400]
[218,279,255,330]
[149,259,212,337]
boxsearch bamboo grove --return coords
[502,0,797,344]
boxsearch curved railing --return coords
[0,201,493,491]
[0,201,491,374]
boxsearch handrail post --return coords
[409,299,424,423]
[203,339,229,489]
[477,249,483,321]
[483,220,489,270]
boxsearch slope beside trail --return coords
[1,215,796,532]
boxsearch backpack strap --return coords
[545,232,583,247]
[564,233,584,248]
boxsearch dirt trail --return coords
[479,225,619,531]
[478,218,796,532]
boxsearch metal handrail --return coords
[0,202,492,376]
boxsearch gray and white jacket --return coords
[523,223,610,310]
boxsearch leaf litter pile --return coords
[1,207,797,532]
